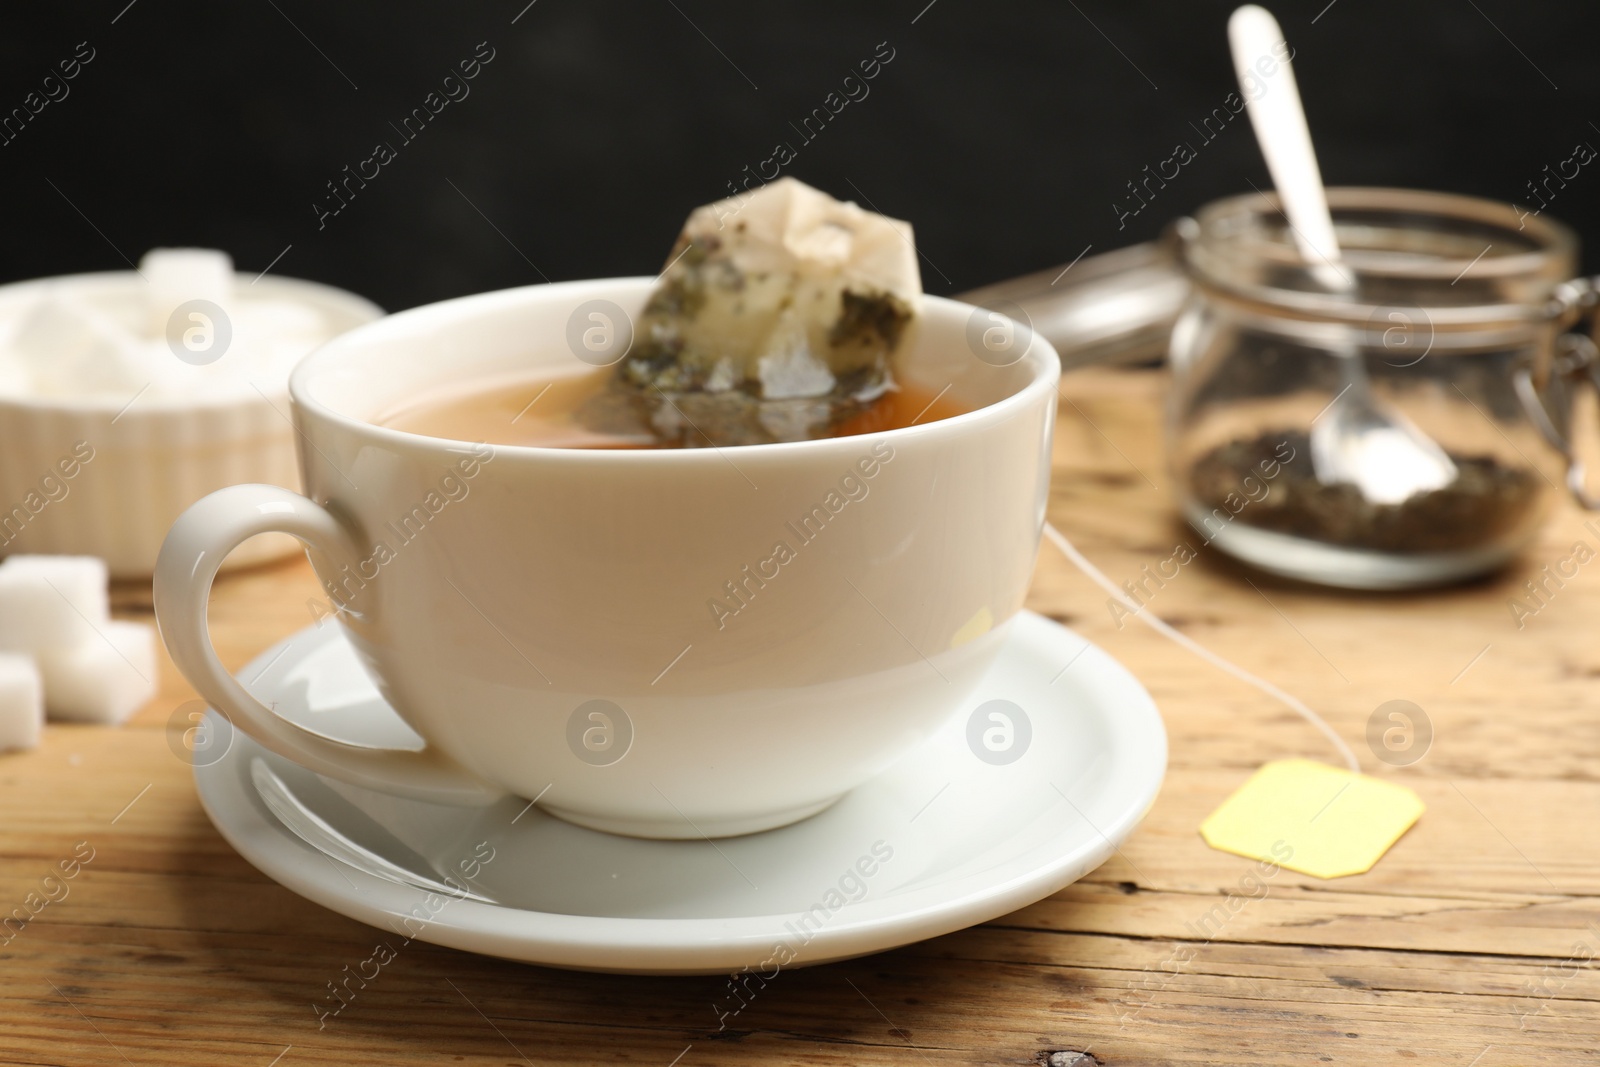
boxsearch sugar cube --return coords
[142,247,233,338]
[236,298,327,343]
[39,620,156,725]
[0,555,110,653]
[9,293,144,396]
[0,652,43,752]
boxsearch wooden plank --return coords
[1,367,1596,1066]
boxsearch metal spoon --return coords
[1228,5,1456,505]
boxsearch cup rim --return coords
[290,276,1061,461]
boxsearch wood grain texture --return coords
[2,366,1595,1066]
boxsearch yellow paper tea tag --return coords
[1200,759,1424,879]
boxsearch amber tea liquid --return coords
[377,367,971,448]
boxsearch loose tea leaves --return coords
[1188,431,1542,553]
[580,178,921,448]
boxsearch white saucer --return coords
[193,611,1166,975]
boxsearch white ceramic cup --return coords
[155,278,1059,838]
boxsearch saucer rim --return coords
[194,610,1167,974]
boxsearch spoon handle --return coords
[1228,5,1345,288]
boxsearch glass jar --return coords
[1166,187,1595,589]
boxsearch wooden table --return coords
[4,366,1596,1066]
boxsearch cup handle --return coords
[154,483,505,806]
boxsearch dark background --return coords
[0,1,1594,311]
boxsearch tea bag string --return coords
[1041,522,1361,774]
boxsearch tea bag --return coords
[585,178,922,447]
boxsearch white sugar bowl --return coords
[0,251,382,578]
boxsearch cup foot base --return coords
[539,793,845,840]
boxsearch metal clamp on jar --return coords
[1167,186,1596,589]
